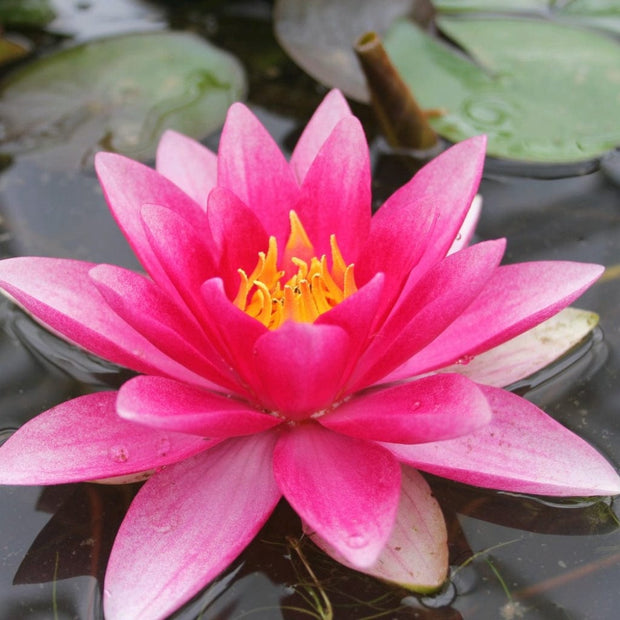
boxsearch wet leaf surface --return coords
[0,31,247,168]
[402,15,620,163]
[275,0,620,163]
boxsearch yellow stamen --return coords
[233,212,357,330]
[286,211,313,253]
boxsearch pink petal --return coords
[141,203,217,321]
[0,257,212,385]
[117,376,281,437]
[217,102,300,246]
[95,153,211,291]
[308,466,448,591]
[390,261,605,379]
[155,130,218,208]
[274,423,401,567]
[251,322,350,419]
[294,116,371,261]
[89,264,239,392]
[447,194,482,255]
[104,433,281,620]
[406,135,487,275]
[320,374,492,444]
[356,136,486,305]
[200,277,268,390]
[290,89,353,183]
[317,273,384,384]
[354,239,505,388]
[0,392,211,485]
[206,187,270,297]
[385,386,620,496]
[353,171,436,312]
[441,307,599,388]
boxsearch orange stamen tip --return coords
[233,215,357,330]
[286,210,313,252]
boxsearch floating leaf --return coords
[384,16,620,162]
[275,0,620,163]
[0,0,55,28]
[434,0,549,12]
[557,0,620,35]
[46,0,165,40]
[274,0,417,103]
[0,31,247,168]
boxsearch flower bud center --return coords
[233,211,357,329]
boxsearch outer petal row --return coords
[0,392,211,485]
[385,386,620,497]
[104,433,281,620]
[273,423,401,568]
[308,466,448,591]
[0,257,213,387]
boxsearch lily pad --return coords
[274,0,416,103]
[383,16,620,162]
[274,0,620,163]
[0,31,247,168]
[434,0,549,12]
[0,0,55,28]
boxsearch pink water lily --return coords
[0,90,619,620]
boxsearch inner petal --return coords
[233,211,357,329]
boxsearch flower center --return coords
[233,211,357,330]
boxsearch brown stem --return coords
[354,31,438,150]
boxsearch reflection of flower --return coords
[0,90,618,620]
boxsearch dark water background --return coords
[1,1,620,618]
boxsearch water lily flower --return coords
[0,90,619,620]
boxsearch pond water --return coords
[1,1,620,619]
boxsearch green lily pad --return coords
[0,31,247,168]
[0,0,55,28]
[434,0,549,12]
[384,16,620,162]
[274,0,620,163]
[556,0,620,35]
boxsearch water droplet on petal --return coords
[346,533,368,549]
[455,354,474,366]
[108,445,129,463]
[156,435,171,457]
[412,401,421,410]
[150,513,179,534]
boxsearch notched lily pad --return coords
[275,0,620,163]
[390,15,620,163]
[0,31,247,168]
[274,0,417,103]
